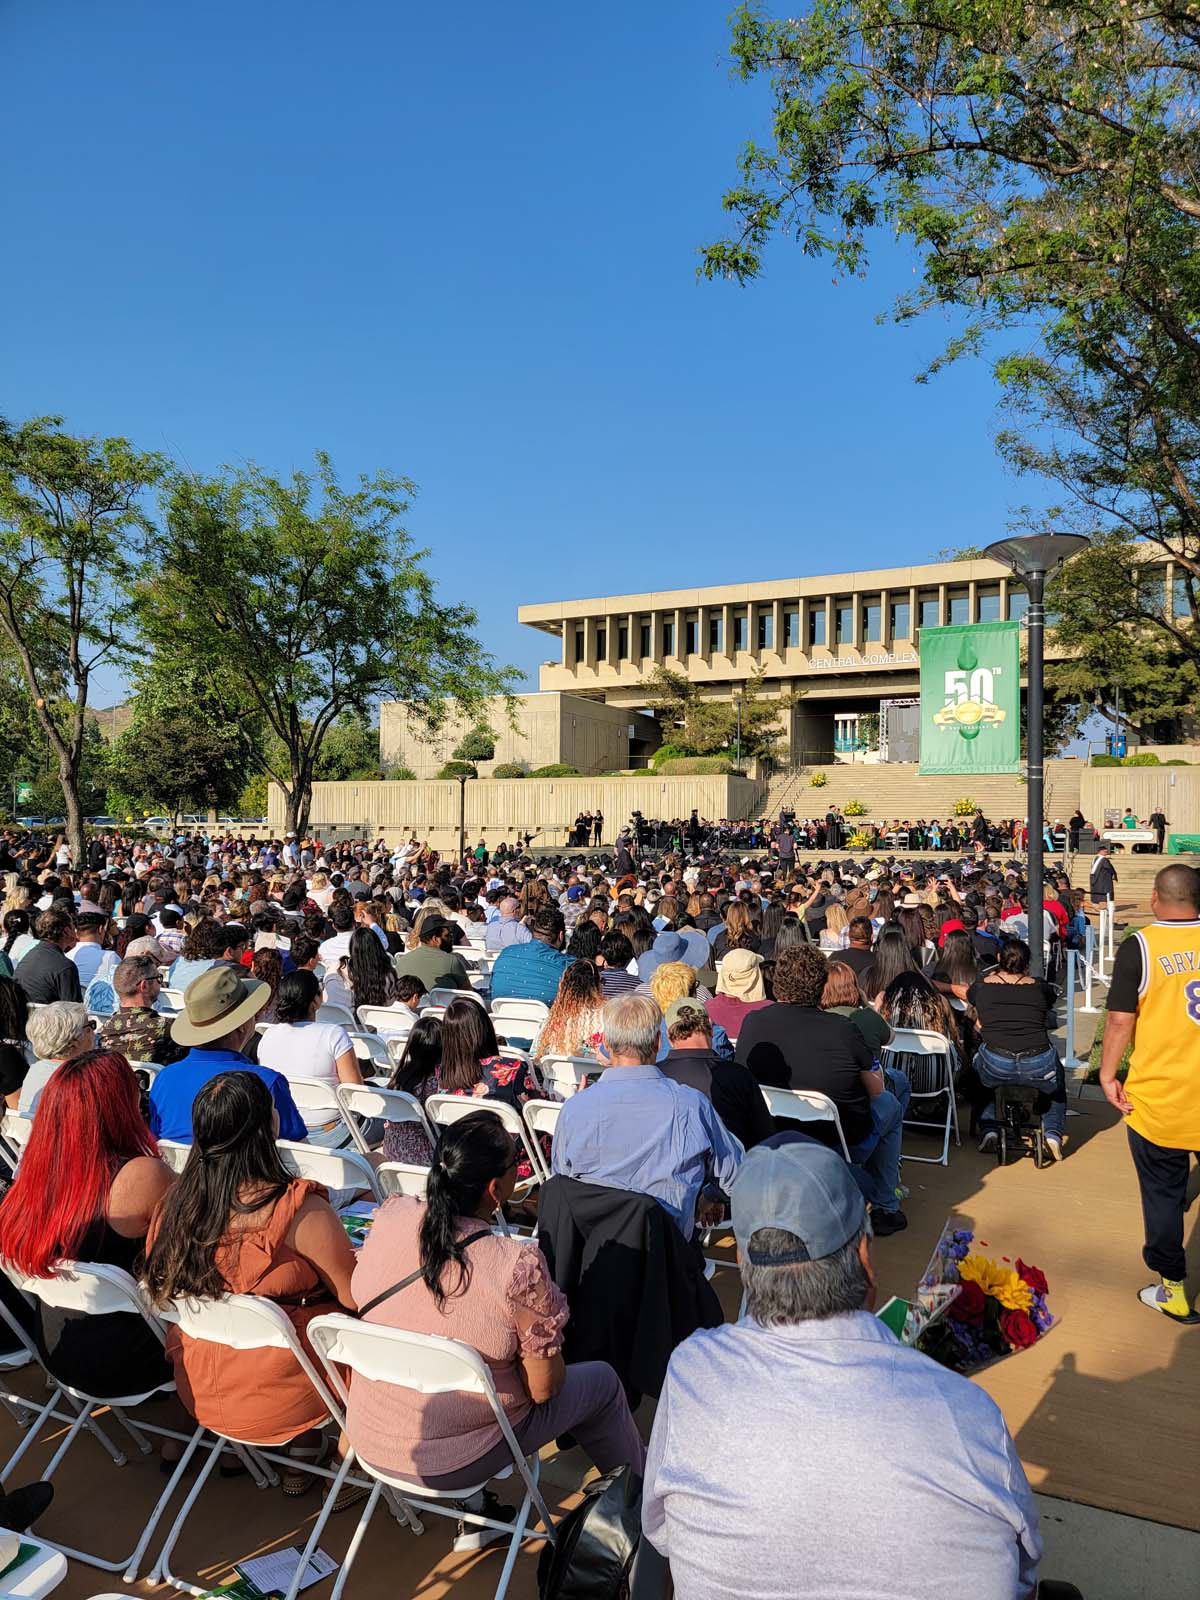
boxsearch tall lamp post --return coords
[455,769,476,867]
[983,533,1090,978]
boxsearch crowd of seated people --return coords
[0,827,1089,1593]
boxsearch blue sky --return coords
[4,0,1035,706]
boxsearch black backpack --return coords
[538,1466,643,1600]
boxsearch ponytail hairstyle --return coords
[419,1110,515,1306]
[1,909,29,955]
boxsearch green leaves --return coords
[142,453,518,834]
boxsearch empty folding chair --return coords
[522,1099,561,1146]
[488,998,550,1035]
[426,986,486,1011]
[355,1005,417,1044]
[424,1095,548,1198]
[0,1261,209,1581]
[347,1031,391,1075]
[335,1082,435,1158]
[880,1027,960,1166]
[536,1055,599,1100]
[150,1293,419,1600]
[308,1315,555,1600]
[276,1138,382,1203]
[758,1085,851,1161]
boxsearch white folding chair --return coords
[536,1055,600,1100]
[375,1161,431,1200]
[759,1085,851,1161]
[155,1139,191,1175]
[880,1027,960,1166]
[355,1004,417,1042]
[0,1114,33,1178]
[0,1262,208,1581]
[418,1005,448,1022]
[347,1031,391,1073]
[150,1294,420,1600]
[0,1528,68,1597]
[427,986,486,1011]
[158,989,185,1012]
[489,998,550,1035]
[316,1002,356,1028]
[522,1100,561,1145]
[279,1075,345,1138]
[276,1138,382,1203]
[335,1082,435,1157]
[308,1315,555,1600]
[424,1095,548,1196]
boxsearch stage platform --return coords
[8,1099,1197,1600]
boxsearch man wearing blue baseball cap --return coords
[641,1140,1045,1599]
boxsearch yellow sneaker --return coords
[1138,1280,1200,1324]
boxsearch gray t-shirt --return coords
[643,1311,1040,1599]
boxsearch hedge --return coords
[657,756,735,775]
[492,763,527,778]
[530,764,579,777]
[437,761,478,779]
[387,767,417,780]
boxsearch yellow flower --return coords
[959,1255,1033,1311]
[992,1272,1034,1312]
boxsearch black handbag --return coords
[537,1465,643,1600]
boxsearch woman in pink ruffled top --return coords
[345,1110,644,1529]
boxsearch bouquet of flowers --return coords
[883,1220,1054,1373]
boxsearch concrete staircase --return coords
[762,759,1086,824]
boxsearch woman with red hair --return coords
[0,1050,175,1398]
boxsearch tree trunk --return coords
[294,779,313,841]
[60,758,85,870]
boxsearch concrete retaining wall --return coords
[269,774,767,850]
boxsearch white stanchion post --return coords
[1096,906,1109,976]
[1106,899,1116,964]
[1081,924,1099,1013]
[1063,949,1082,1070]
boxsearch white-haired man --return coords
[550,993,742,1237]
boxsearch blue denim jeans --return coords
[975,1043,1066,1139]
[848,1071,912,1213]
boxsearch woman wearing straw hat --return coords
[706,948,772,1045]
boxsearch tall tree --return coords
[645,666,790,765]
[142,453,516,837]
[105,665,261,825]
[704,3,1200,667]
[0,416,164,863]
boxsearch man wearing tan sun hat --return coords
[147,966,308,1144]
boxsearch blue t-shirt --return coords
[148,1046,307,1143]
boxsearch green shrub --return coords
[1122,751,1160,766]
[657,756,734,775]
[1090,754,1121,767]
[808,770,828,788]
[530,763,579,777]
[650,743,689,770]
[492,762,527,778]
[1165,758,1192,766]
[844,799,868,817]
[950,797,977,816]
[437,760,477,779]
[453,726,496,763]
[387,766,417,780]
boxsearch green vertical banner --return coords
[919,621,1020,775]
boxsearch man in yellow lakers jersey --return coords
[1101,864,1200,1324]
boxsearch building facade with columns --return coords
[518,557,1059,765]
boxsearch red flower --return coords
[1000,1309,1039,1351]
[1016,1259,1048,1296]
[948,1280,987,1326]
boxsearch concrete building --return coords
[517,557,1051,765]
[379,693,660,779]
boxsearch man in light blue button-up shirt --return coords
[551,992,743,1236]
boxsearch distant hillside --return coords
[91,703,133,741]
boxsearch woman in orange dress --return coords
[144,1070,358,1495]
